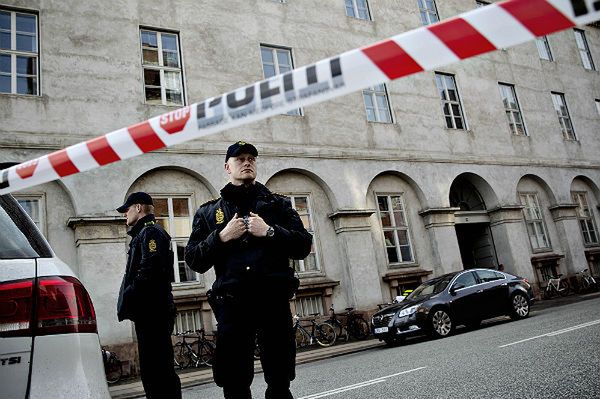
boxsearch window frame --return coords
[286,193,321,275]
[574,29,596,71]
[519,192,552,252]
[375,193,416,266]
[498,83,527,136]
[0,8,39,96]
[345,0,371,21]
[362,84,393,123]
[435,72,467,130]
[417,0,440,26]
[259,44,302,116]
[139,28,186,106]
[572,191,599,246]
[294,294,324,317]
[535,36,554,61]
[14,193,46,237]
[550,92,577,141]
[152,195,201,285]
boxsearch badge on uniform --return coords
[148,239,157,252]
[215,208,224,224]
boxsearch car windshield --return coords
[0,195,52,259]
[406,274,454,300]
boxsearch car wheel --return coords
[510,293,530,320]
[429,309,454,338]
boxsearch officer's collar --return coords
[221,181,270,201]
[128,214,156,237]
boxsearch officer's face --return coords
[125,204,142,226]
[225,153,257,185]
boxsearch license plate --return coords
[374,327,389,334]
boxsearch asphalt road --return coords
[179,297,600,399]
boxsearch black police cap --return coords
[116,192,153,213]
[225,141,258,161]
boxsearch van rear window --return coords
[0,195,52,259]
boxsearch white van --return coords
[0,194,110,399]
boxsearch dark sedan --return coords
[372,268,534,346]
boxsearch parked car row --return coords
[371,269,535,346]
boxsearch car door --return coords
[475,269,509,318]
[447,271,482,324]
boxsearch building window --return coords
[140,29,184,106]
[15,195,44,235]
[435,73,466,130]
[174,308,202,335]
[260,45,301,116]
[475,1,490,7]
[551,92,576,140]
[345,0,371,20]
[519,193,551,251]
[417,0,439,26]
[294,294,324,317]
[288,195,319,274]
[363,84,392,123]
[536,36,553,61]
[574,29,596,71]
[377,194,414,265]
[572,192,599,246]
[0,9,38,95]
[153,196,200,284]
[498,83,527,136]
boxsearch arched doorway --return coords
[450,176,498,270]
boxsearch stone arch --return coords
[571,175,600,203]
[449,172,499,211]
[367,170,427,207]
[516,174,558,205]
[264,167,338,210]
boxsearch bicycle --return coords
[293,314,336,348]
[173,329,215,369]
[543,274,571,299]
[101,346,123,384]
[327,305,371,341]
[573,268,598,293]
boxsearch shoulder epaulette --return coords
[199,198,220,208]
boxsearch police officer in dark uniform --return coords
[185,142,312,399]
[116,192,182,399]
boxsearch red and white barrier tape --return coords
[1,0,599,195]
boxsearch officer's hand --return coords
[218,213,247,242]
[247,212,270,237]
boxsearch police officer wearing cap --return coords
[185,142,312,399]
[116,192,181,399]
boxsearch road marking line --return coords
[298,367,427,399]
[499,319,600,348]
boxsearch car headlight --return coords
[397,305,419,318]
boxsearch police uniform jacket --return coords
[184,182,312,298]
[117,214,175,321]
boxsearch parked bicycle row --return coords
[543,269,598,299]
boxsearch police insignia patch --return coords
[216,208,224,224]
[148,239,157,252]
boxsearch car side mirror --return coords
[450,283,465,295]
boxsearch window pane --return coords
[394,211,406,227]
[400,246,413,262]
[172,198,190,217]
[144,68,160,86]
[16,76,36,95]
[161,34,177,50]
[166,90,182,105]
[276,50,291,67]
[391,196,403,211]
[163,50,179,68]
[0,74,9,93]
[0,11,10,30]
[263,64,276,77]
[145,87,162,103]
[141,31,157,48]
[377,196,389,211]
[294,197,308,212]
[454,117,464,130]
[0,31,10,49]
[154,199,169,217]
[0,54,9,73]
[384,230,396,246]
[387,247,398,263]
[260,47,273,63]
[363,93,374,107]
[397,230,409,245]
[16,13,36,33]
[142,49,159,65]
[375,94,388,109]
[173,218,191,237]
[380,212,391,227]
[164,71,181,90]
[16,34,36,52]
[156,218,170,232]
[300,214,311,230]
[16,56,35,75]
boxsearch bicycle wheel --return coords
[104,354,122,384]
[173,342,190,369]
[348,317,370,340]
[543,287,556,299]
[295,327,309,349]
[315,322,336,347]
[335,320,349,342]
[198,341,216,367]
[559,281,570,297]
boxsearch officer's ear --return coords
[224,161,231,175]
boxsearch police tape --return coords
[1,0,599,195]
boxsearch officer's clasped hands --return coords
[218,212,269,243]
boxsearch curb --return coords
[109,339,384,399]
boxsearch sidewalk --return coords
[109,290,600,399]
[109,338,385,399]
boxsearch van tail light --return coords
[0,276,97,337]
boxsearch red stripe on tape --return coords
[429,18,496,59]
[87,136,121,166]
[48,149,79,177]
[127,121,166,153]
[500,0,574,37]
[362,40,423,80]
